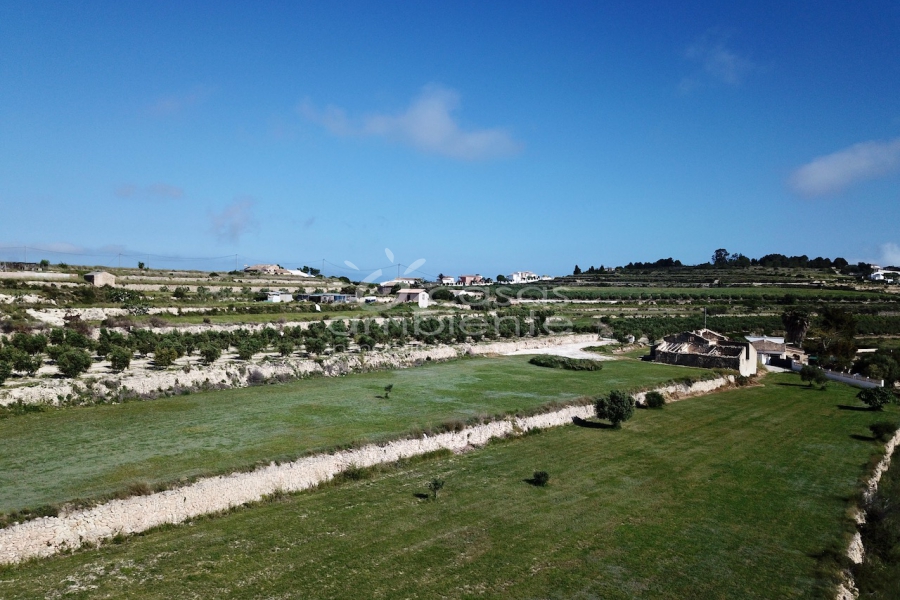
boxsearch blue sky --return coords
[1,1,899,279]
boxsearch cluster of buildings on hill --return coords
[242,265,552,285]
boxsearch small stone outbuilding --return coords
[84,271,116,287]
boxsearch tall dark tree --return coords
[781,309,811,346]
[712,248,730,266]
[573,265,582,275]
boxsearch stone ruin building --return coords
[650,328,757,377]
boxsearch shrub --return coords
[199,344,221,365]
[108,346,132,373]
[56,347,92,378]
[276,340,294,357]
[645,391,665,409]
[384,384,394,399]
[869,421,899,442]
[427,478,444,500]
[858,387,897,411]
[153,346,178,368]
[0,360,11,385]
[800,364,828,388]
[595,390,635,428]
[532,471,550,486]
[248,369,266,385]
[528,355,603,371]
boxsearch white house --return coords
[439,276,456,285]
[266,292,294,303]
[508,271,539,284]
[396,288,429,308]
[870,269,900,282]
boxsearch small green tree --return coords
[800,364,828,388]
[532,471,550,486]
[56,348,92,378]
[154,346,178,368]
[427,478,444,500]
[277,339,294,357]
[857,387,897,411]
[108,346,132,373]
[199,344,222,365]
[304,336,327,356]
[595,389,636,428]
[384,384,394,399]
[138,261,145,270]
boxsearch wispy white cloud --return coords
[680,29,756,92]
[114,183,184,200]
[209,197,257,243]
[880,242,900,266]
[147,85,211,117]
[299,85,523,160]
[789,137,900,197]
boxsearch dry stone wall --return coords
[0,334,600,406]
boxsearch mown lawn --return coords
[0,356,697,514]
[0,373,891,598]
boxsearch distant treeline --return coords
[601,314,900,341]
[573,250,865,274]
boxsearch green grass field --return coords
[0,356,698,515]
[0,373,890,599]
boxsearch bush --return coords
[800,364,828,388]
[56,347,92,378]
[858,387,897,411]
[531,471,550,486]
[153,346,178,368]
[595,390,636,428]
[0,360,11,385]
[644,391,665,409]
[427,478,445,500]
[869,421,899,443]
[236,341,258,361]
[199,344,222,365]
[108,346,132,373]
[528,355,603,371]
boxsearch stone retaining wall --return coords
[0,334,601,406]
[836,427,900,599]
[0,376,730,564]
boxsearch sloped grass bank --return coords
[0,356,696,517]
[0,374,891,599]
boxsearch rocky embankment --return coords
[836,427,900,599]
[0,334,602,406]
[0,375,732,564]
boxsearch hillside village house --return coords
[243,264,281,275]
[439,276,456,285]
[396,288,430,308]
[458,274,484,285]
[84,271,116,287]
[650,329,757,377]
[508,271,539,284]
